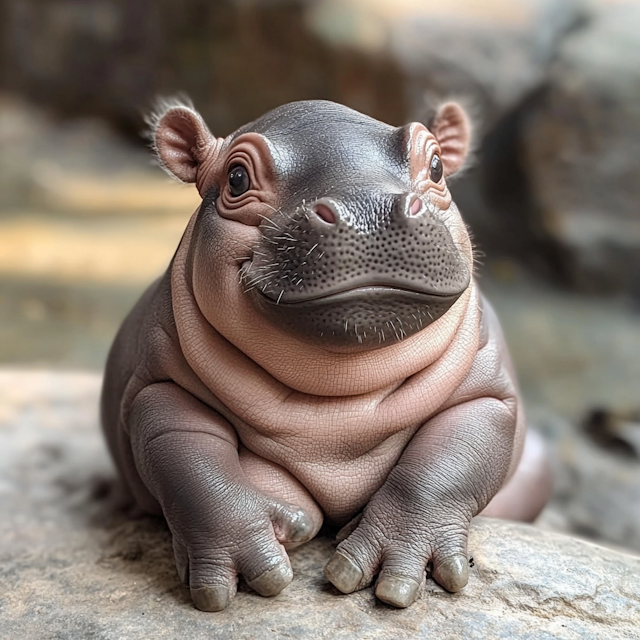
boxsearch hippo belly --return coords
[237,419,420,525]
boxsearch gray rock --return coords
[1,369,639,639]
[484,275,640,552]
[309,0,586,130]
[522,2,640,295]
[0,94,50,208]
[534,406,640,554]
[481,274,640,423]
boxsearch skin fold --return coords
[101,99,552,612]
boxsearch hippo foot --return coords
[129,385,320,612]
[172,494,316,611]
[323,467,472,608]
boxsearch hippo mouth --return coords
[258,284,460,307]
[253,282,466,348]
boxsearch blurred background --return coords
[1,0,639,552]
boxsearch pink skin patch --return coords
[409,197,423,217]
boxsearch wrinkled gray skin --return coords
[101,100,551,612]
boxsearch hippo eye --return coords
[430,154,443,183]
[228,165,250,197]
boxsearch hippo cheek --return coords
[251,286,466,350]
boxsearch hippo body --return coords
[101,100,551,611]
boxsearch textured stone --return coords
[1,369,639,639]
[522,2,640,295]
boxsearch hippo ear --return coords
[151,102,220,184]
[431,103,472,177]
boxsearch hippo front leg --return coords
[324,397,515,608]
[129,382,317,611]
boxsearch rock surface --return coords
[1,370,639,639]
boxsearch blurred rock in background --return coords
[0,94,199,367]
[522,1,640,296]
[1,0,406,136]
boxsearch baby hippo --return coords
[101,99,551,612]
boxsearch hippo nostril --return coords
[313,203,337,224]
[408,196,423,217]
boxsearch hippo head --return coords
[153,100,473,352]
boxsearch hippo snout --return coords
[242,194,471,348]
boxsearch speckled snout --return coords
[243,191,471,348]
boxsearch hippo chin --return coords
[101,99,551,613]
